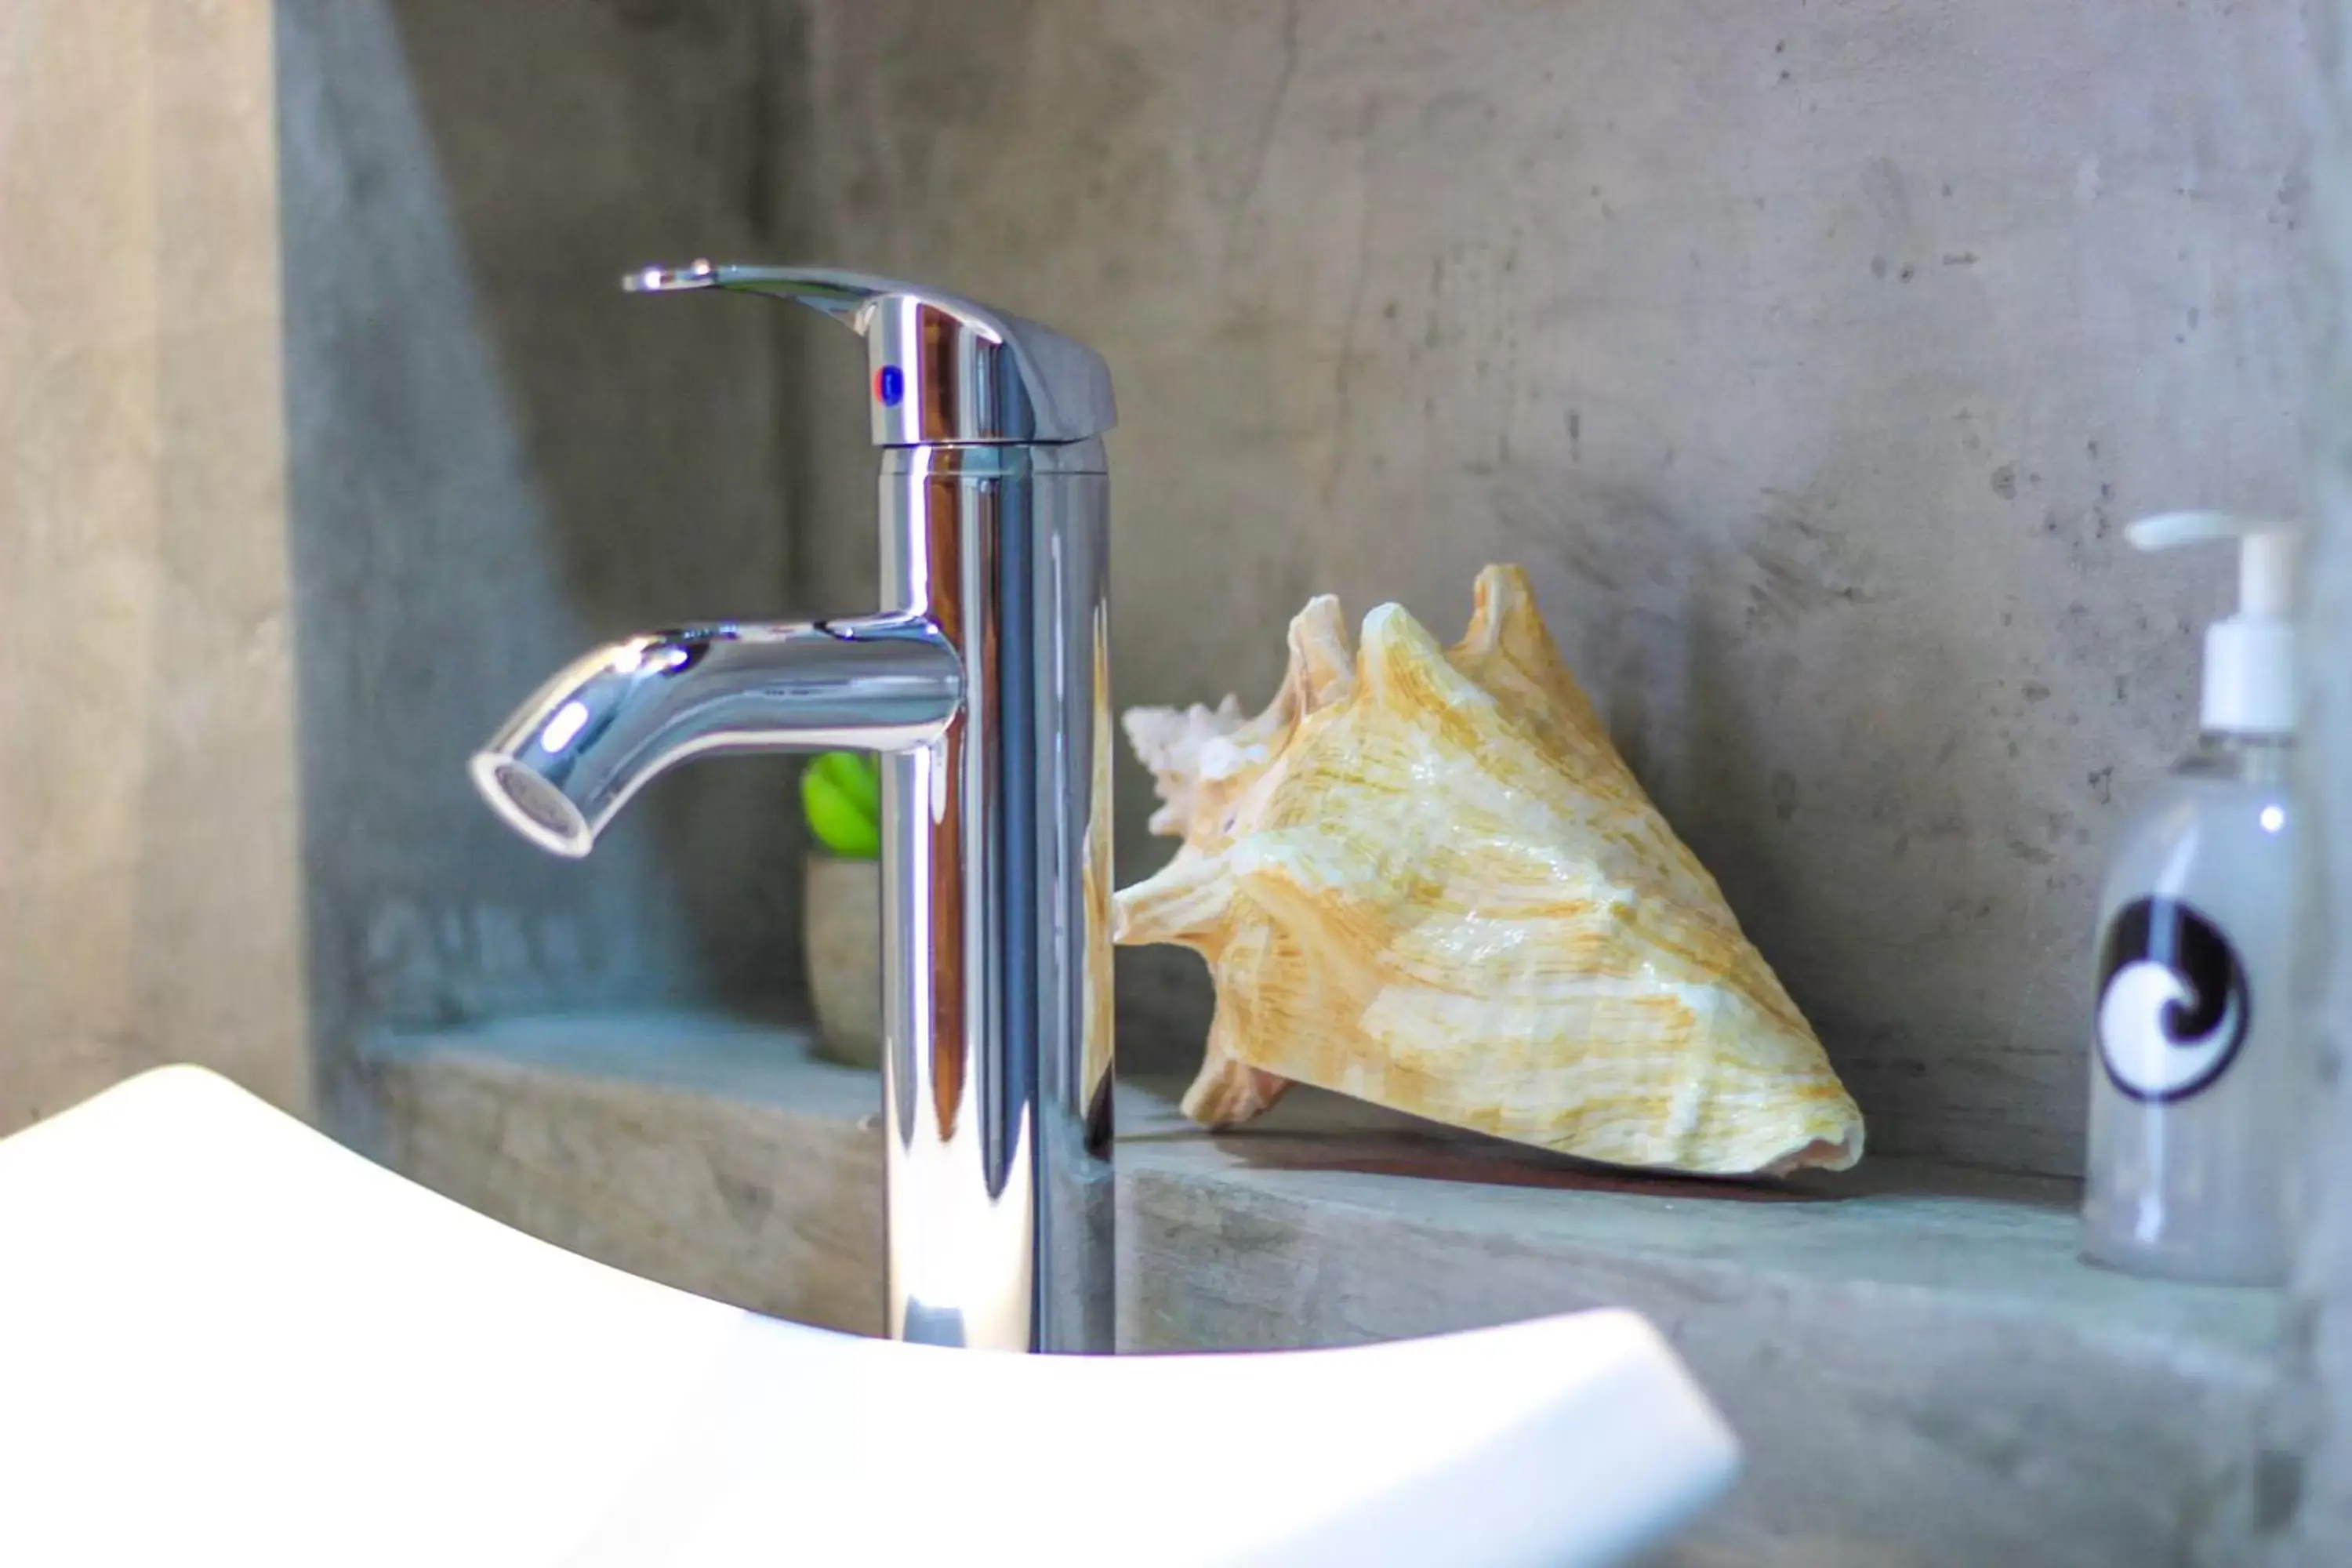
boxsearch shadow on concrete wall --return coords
[278,0,815,1131]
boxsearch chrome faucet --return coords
[469,263,1116,1353]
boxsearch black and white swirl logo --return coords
[2095,898,2251,1104]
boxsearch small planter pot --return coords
[804,854,883,1069]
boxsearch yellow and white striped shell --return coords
[1114,565,1864,1177]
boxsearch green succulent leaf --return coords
[811,750,881,816]
[802,752,880,858]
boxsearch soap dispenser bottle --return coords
[2082,511,2302,1284]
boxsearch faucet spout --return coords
[470,612,960,858]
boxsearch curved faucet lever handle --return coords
[626,260,1116,447]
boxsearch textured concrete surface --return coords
[774,0,2313,1177]
[1124,1136,2271,1568]
[0,2,308,1131]
[6,0,2307,1174]
[368,1016,2282,1566]
[274,0,2313,1176]
[2272,7,2352,1559]
[277,2,808,1132]
[366,1014,884,1334]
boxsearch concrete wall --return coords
[779,0,2312,1177]
[0,2,307,1131]
[2274,6,2352,1556]
[0,0,2301,1181]
[276,1,811,1131]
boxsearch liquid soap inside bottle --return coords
[2081,733,2295,1284]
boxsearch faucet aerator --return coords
[470,753,595,859]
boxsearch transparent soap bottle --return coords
[2081,733,2295,1283]
[2081,512,2303,1285]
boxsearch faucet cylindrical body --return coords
[882,439,1113,1352]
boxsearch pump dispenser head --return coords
[2125,511,2303,736]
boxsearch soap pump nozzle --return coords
[2125,511,2303,737]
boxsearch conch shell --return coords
[1113,565,1864,1177]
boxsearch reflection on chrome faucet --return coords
[470,264,1116,1352]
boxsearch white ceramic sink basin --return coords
[0,1067,1737,1566]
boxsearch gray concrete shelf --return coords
[359,1012,2281,1566]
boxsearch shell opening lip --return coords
[469,753,593,859]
